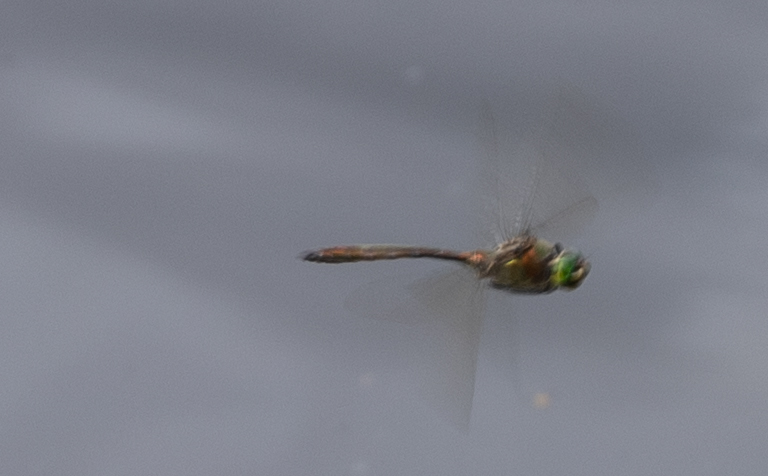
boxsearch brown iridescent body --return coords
[301,235,589,294]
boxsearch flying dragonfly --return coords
[301,233,588,293]
[301,98,598,428]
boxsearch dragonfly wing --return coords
[480,90,601,243]
[345,268,485,429]
[407,269,485,430]
[531,196,598,243]
[477,103,528,245]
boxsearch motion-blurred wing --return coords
[346,268,485,429]
[478,90,600,243]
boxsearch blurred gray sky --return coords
[1,1,768,474]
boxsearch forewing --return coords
[345,268,485,429]
[479,90,601,243]
[524,137,599,241]
[407,269,485,430]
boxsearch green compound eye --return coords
[551,252,589,290]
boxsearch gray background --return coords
[2,1,767,474]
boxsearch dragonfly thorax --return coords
[479,236,589,294]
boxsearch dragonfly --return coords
[301,99,597,428]
[301,235,588,293]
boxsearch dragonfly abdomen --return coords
[301,245,486,266]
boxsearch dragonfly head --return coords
[550,248,590,290]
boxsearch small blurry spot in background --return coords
[532,392,551,410]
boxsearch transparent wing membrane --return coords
[346,268,485,429]
[479,91,599,243]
